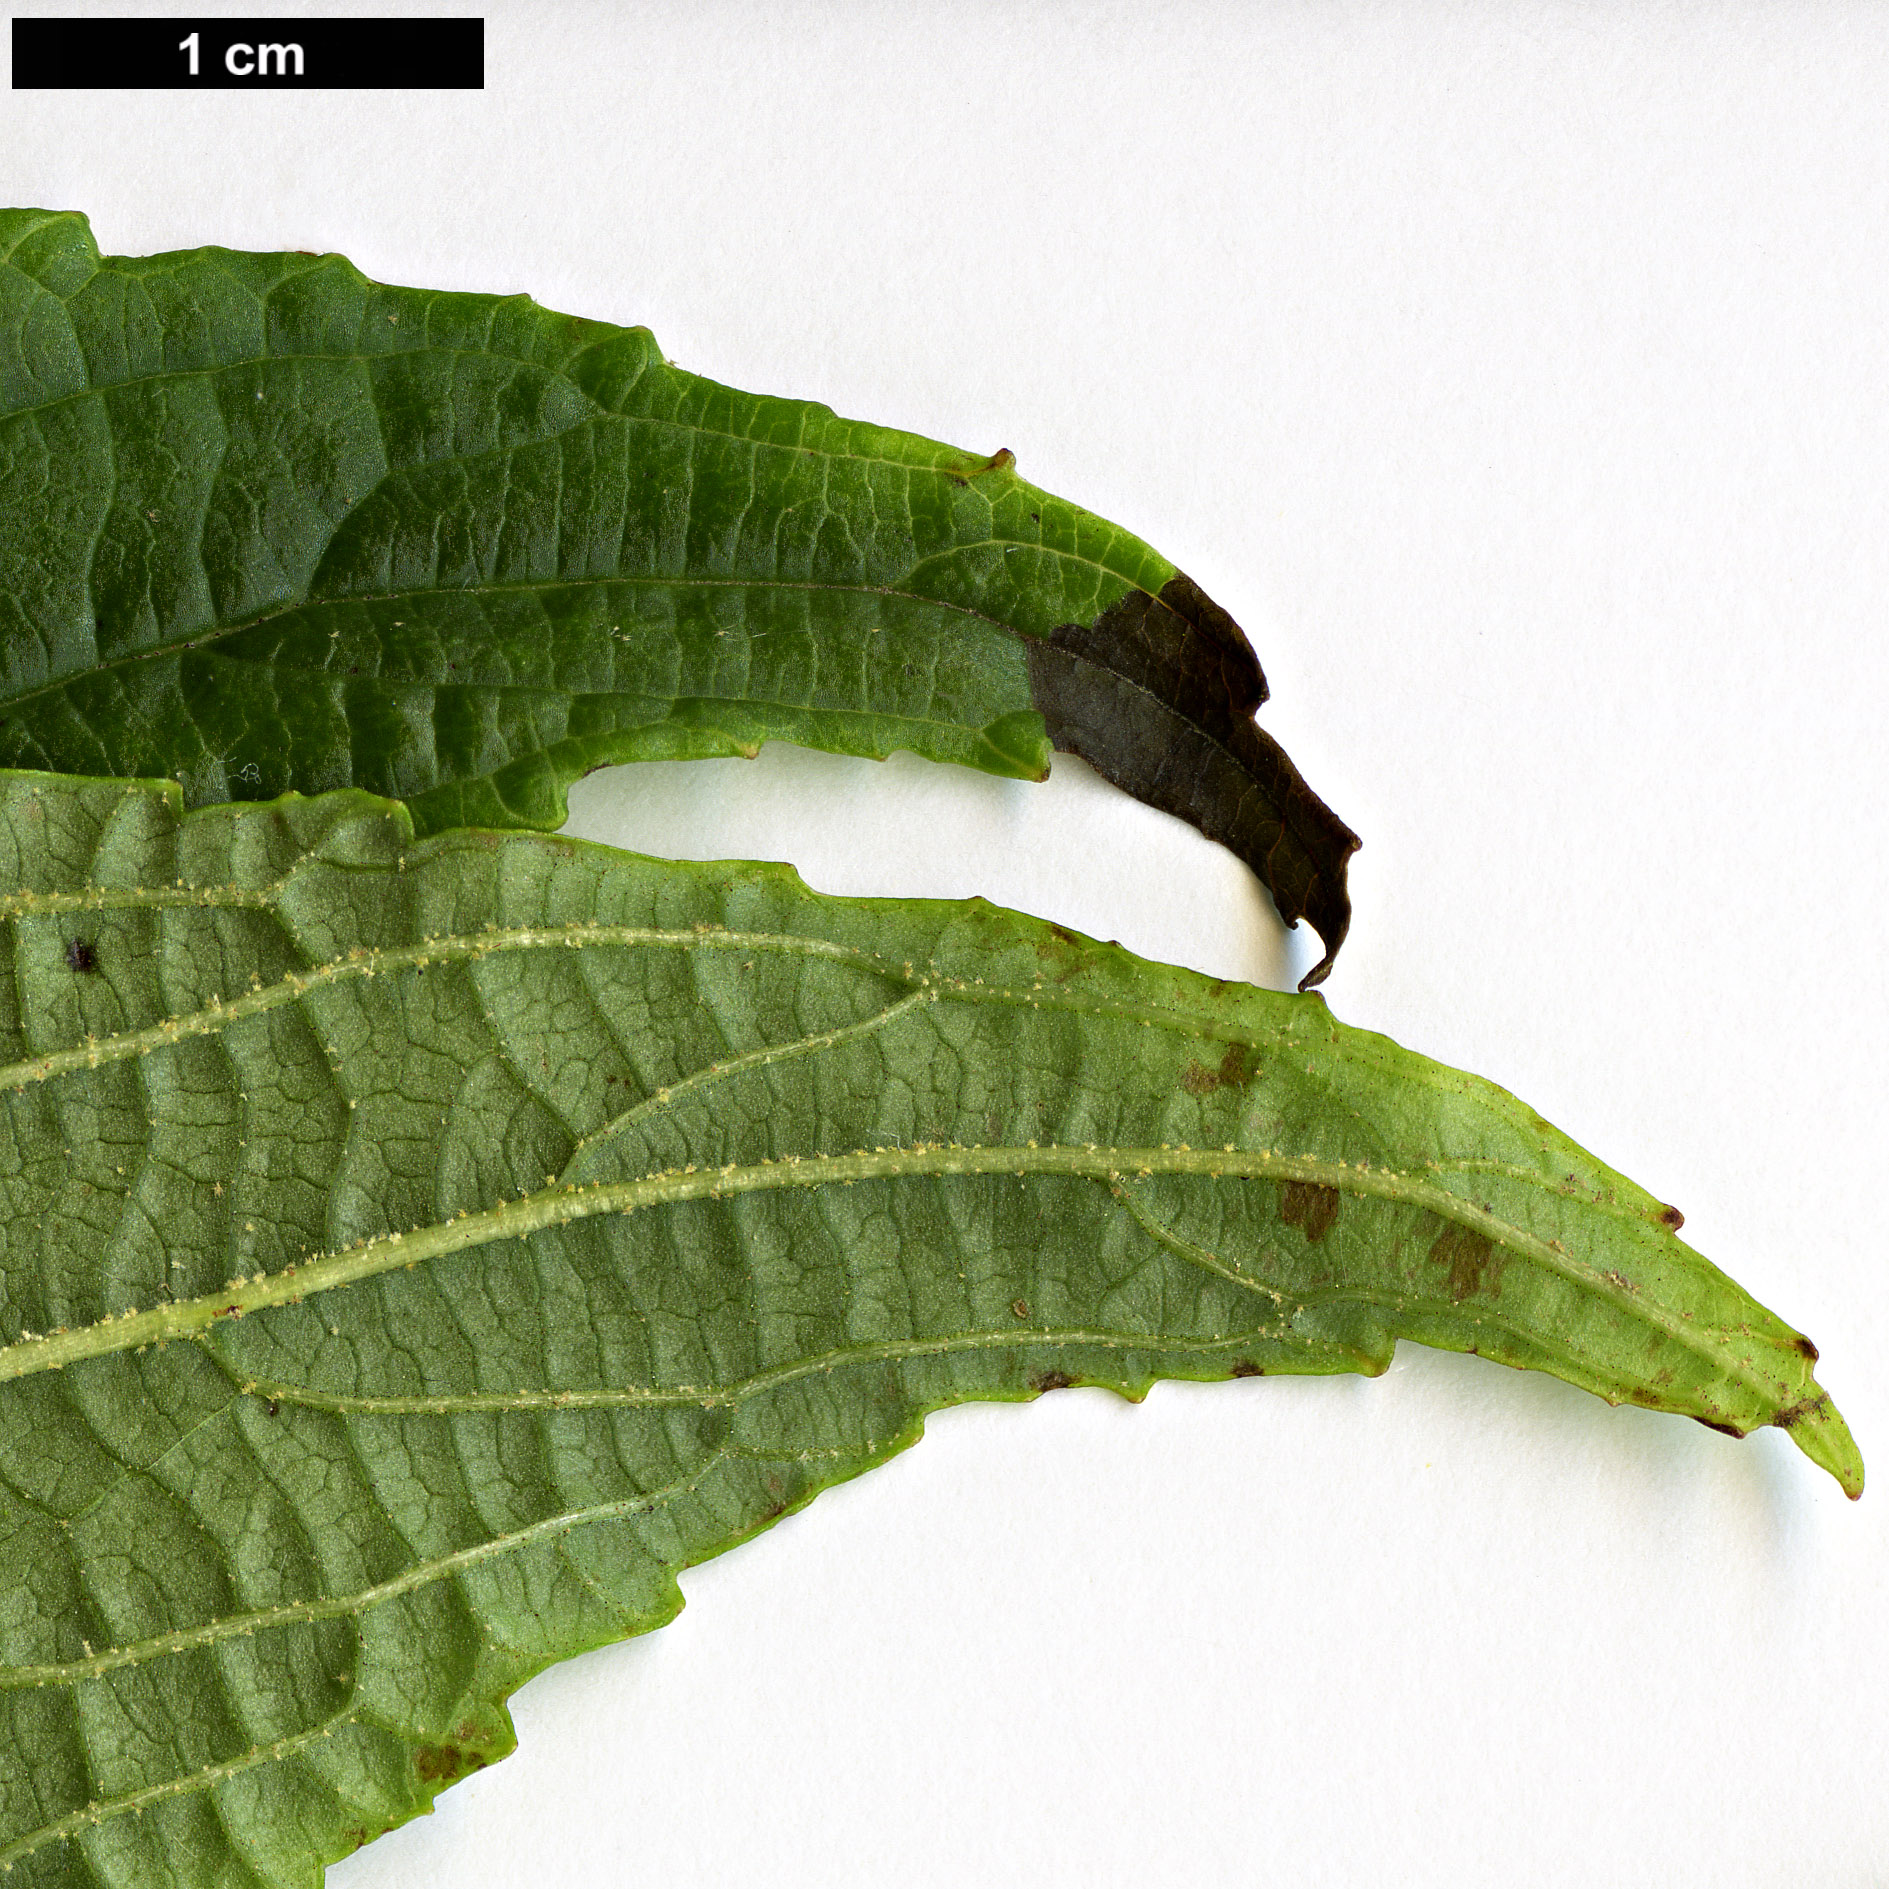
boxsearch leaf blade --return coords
[0,771,1854,1885]
[0,209,1356,983]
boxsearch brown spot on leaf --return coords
[1428,1223,1505,1301]
[64,938,96,974]
[1279,1180,1341,1244]
[1794,1334,1820,1364]
[1031,1370,1075,1392]
[1025,572,1359,988]
[1033,921,1085,974]
[1182,1041,1259,1096]
[1010,1298,1029,1319]
[1658,1204,1685,1231]
[1230,1358,1265,1378]
[1694,1417,1744,1439]
[413,1743,485,1785]
[1771,1391,1831,1430]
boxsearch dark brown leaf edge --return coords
[1026,572,1361,988]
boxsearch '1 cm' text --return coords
[178,33,303,77]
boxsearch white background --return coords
[4,4,1886,1884]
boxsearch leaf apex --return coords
[1779,1391,1865,1499]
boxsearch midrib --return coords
[0,1137,1610,1386]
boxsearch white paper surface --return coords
[4,5,1884,1883]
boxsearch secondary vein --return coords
[222,1321,1278,1419]
[0,1453,728,1696]
[0,923,894,1093]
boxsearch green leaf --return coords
[0,771,1855,1887]
[0,208,1358,988]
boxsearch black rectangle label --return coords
[11,16,483,88]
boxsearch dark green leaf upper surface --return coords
[0,771,1855,1887]
[0,209,1356,984]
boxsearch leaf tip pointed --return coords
[1295,907,1350,992]
[1026,573,1361,980]
[1778,1391,1864,1499]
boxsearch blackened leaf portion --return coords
[1029,573,1361,988]
[0,209,1361,968]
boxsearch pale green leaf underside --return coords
[0,773,1857,1888]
